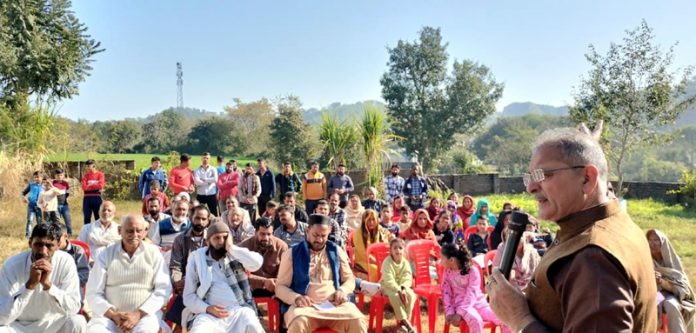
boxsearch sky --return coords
[60,0,696,121]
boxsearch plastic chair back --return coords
[406,239,439,287]
[346,230,355,268]
[483,249,497,276]
[70,239,91,262]
[366,243,391,282]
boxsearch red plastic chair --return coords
[443,262,500,333]
[463,226,494,244]
[365,243,422,333]
[312,329,337,333]
[406,239,442,333]
[658,313,667,333]
[70,239,91,262]
[482,249,497,277]
[254,297,280,333]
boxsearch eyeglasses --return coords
[523,166,586,187]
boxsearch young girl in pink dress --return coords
[441,244,510,333]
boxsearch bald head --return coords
[99,201,116,222]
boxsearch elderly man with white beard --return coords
[149,199,191,252]
[86,215,172,333]
[77,201,120,261]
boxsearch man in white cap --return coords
[182,222,265,333]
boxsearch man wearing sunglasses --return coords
[487,127,657,332]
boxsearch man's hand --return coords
[188,185,195,192]
[118,311,142,331]
[225,234,234,253]
[656,271,663,285]
[26,264,42,290]
[487,269,536,332]
[445,314,461,325]
[263,279,276,292]
[161,245,173,252]
[398,290,407,306]
[34,259,53,290]
[105,309,124,327]
[206,305,229,318]
[294,295,313,308]
[330,289,346,305]
[175,280,185,294]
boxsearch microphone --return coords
[499,211,530,279]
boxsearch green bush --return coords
[671,170,696,210]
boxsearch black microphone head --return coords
[509,211,529,233]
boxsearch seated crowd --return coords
[4,157,692,333]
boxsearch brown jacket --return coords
[238,235,288,290]
[169,228,208,284]
[524,200,657,333]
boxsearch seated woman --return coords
[433,211,455,246]
[468,198,497,227]
[353,209,391,281]
[647,229,695,333]
[344,194,365,231]
[492,230,540,291]
[392,195,407,223]
[400,208,437,242]
[457,195,476,227]
[426,198,442,221]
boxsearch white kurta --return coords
[183,246,264,333]
[85,241,171,333]
[77,220,120,261]
[0,251,83,333]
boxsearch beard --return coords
[148,210,160,217]
[391,171,398,176]
[192,224,206,233]
[310,240,326,252]
[172,214,187,223]
[210,245,227,258]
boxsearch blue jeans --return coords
[83,196,102,224]
[58,204,73,235]
[26,204,42,237]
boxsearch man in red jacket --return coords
[81,159,105,224]
[169,154,195,196]
[216,160,240,215]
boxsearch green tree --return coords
[319,113,358,170]
[473,114,570,175]
[184,117,244,156]
[359,104,400,188]
[103,120,142,153]
[224,98,274,156]
[269,96,317,168]
[380,27,503,171]
[570,20,696,193]
[136,109,187,154]
[0,0,103,108]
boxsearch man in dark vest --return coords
[275,214,366,333]
[487,127,657,332]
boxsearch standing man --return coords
[239,217,289,297]
[275,161,302,202]
[239,163,262,222]
[383,164,405,204]
[81,159,105,225]
[193,152,219,216]
[276,215,367,333]
[403,164,428,211]
[138,156,168,199]
[255,158,276,217]
[169,154,195,196]
[167,205,211,332]
[327,163,354,208]
[216,161,240,215]
[86,215,172,333]
[53,169,73,236]
[0,223,85,333]
[302,161,327,216]
[182,222,265,333]
[487,128,657,332]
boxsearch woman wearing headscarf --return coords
[647,229,695,333]
[457,195,476,227]
[353,209,391,280]
[400,208,437,242]
[467,198,497,227]
[490,210,511,250]
[344,194,365,231]
[426,198,442,221]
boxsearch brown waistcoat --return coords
[525,200,657,332]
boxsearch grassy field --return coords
[1,193,694,332]
[46,152,255,172]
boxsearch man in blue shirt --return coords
[327,164,354,208]
[256,158,276,217]
[138,156,168,199]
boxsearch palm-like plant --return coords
[319,112,358,170]
[359,104,401,191]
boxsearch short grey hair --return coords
[121,214,147,228]
[532,128,608,183]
